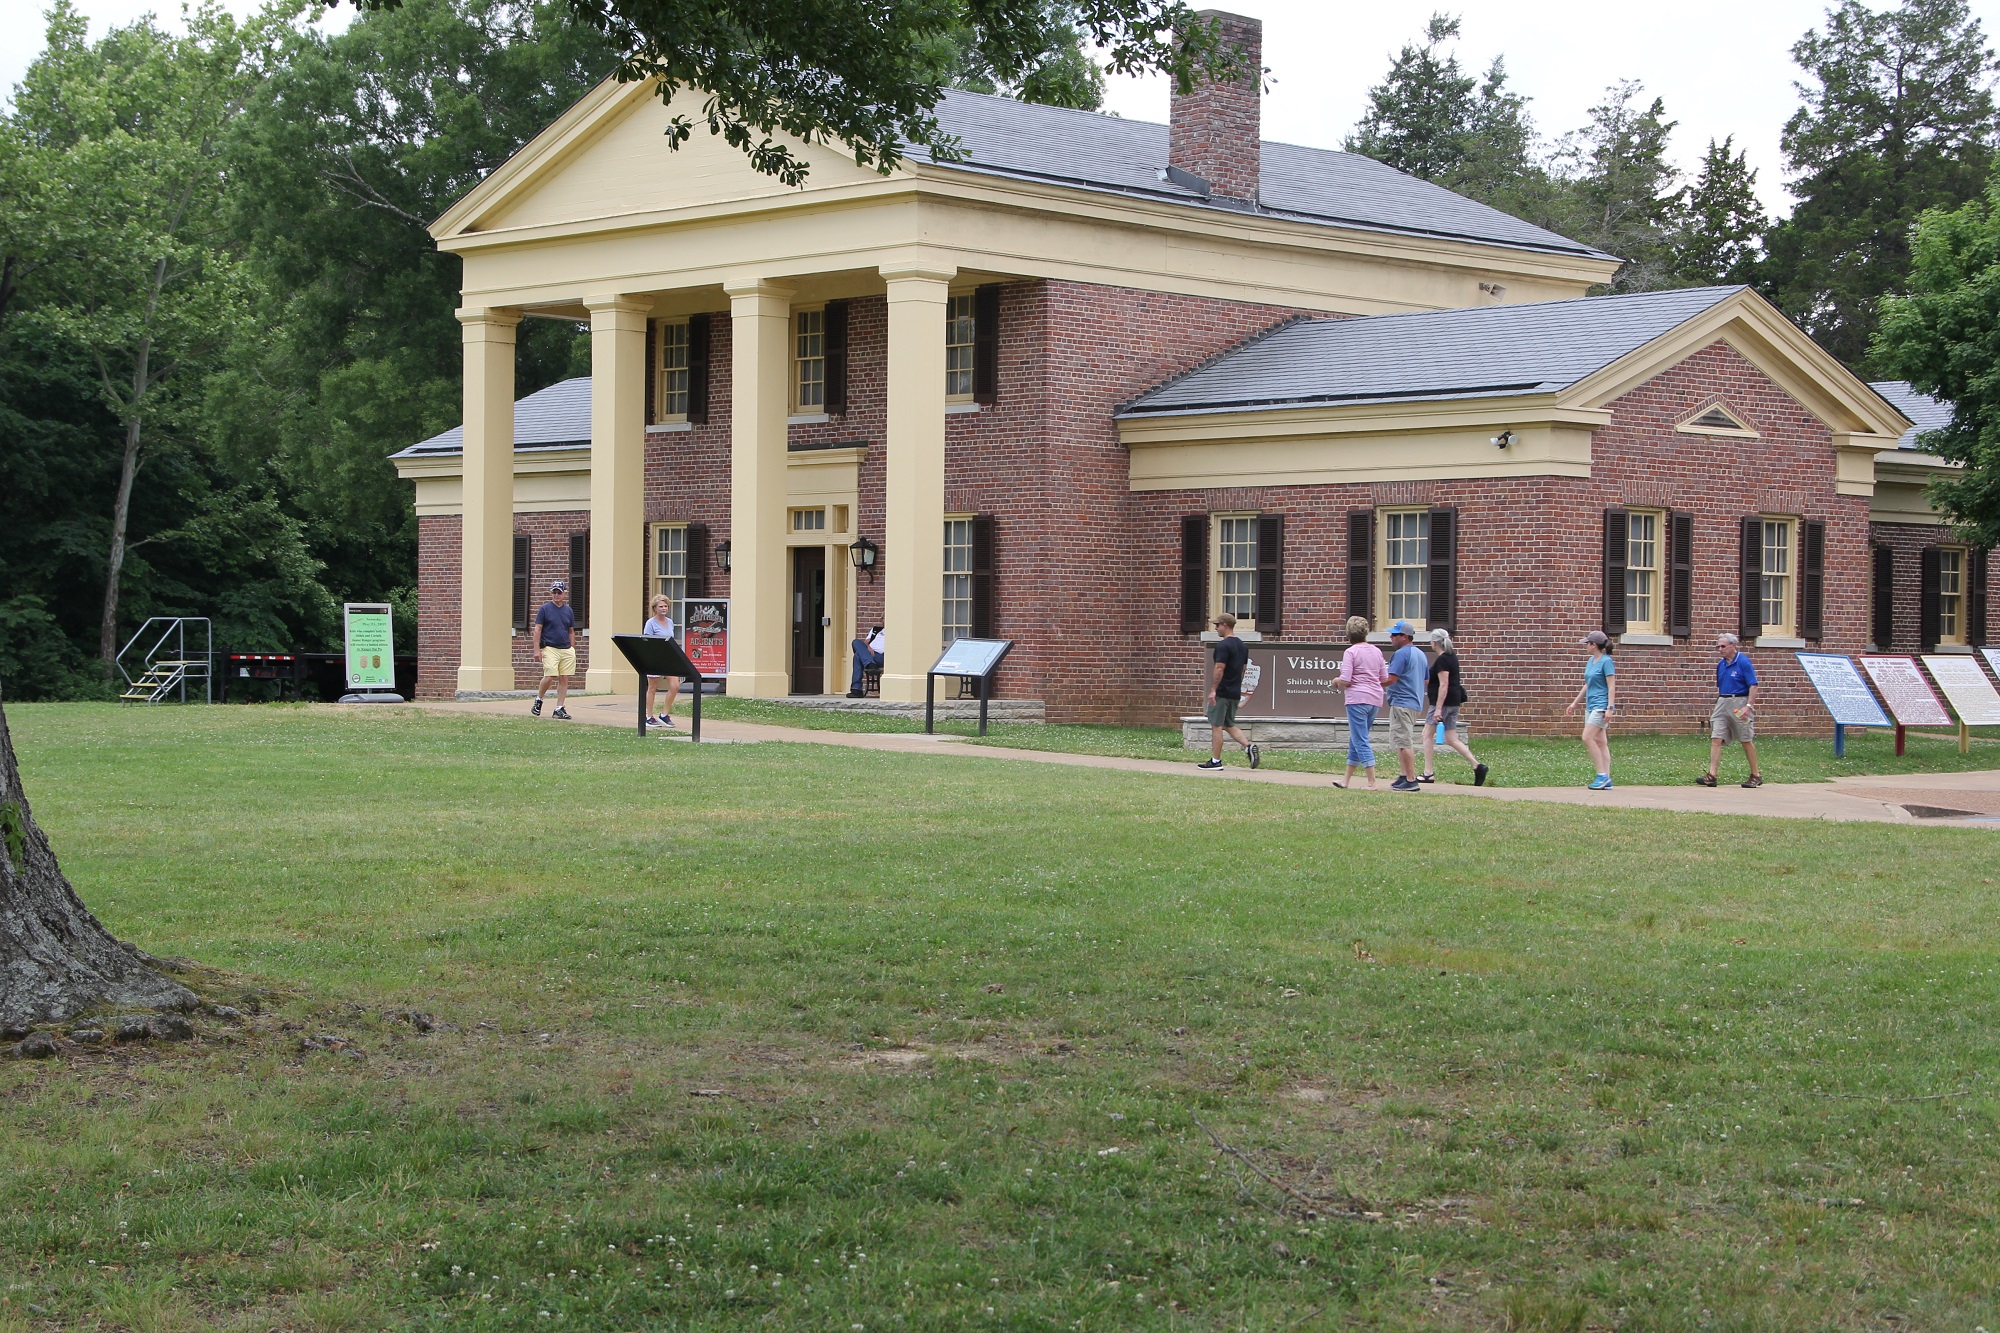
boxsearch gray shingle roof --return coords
[922,89,1615,262]
[392,376,591,458]
[1867,380,1953,450]
[1118,286,1745,417]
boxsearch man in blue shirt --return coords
[530,579,576,720]
[1699,632,1762,788]
[1382,620,1429,792]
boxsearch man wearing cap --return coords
[1698,632,1763,788]
[1382,620,1429,792]
[530,579,576,720]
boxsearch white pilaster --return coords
[456,307,520,695]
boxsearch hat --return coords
[1579,629,1609,646]
[1389,620,1415,637]
[550,579,568,593]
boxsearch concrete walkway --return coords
[405,695,2000,828]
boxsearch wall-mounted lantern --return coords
[848,536,879,582]
[714,539,732,573]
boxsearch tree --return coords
[1673,137,1768,286]
[1547,81,1682,292]
[1765,0,2000,373]
[340,0,1237,186]
[1875,175,2000,546]
[0,695,196,1032]
[918,3,1107,110]
[1345,13,1534,199]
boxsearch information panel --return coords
[1859,655,1953,726]
[343,603,395,690]
[932,638,1011,677]
[1794,653,1890,727]
[682,598,730,678]
[1922,654,2000,725]
[1984,647,2000,684]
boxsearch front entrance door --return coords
[791,546,826,694]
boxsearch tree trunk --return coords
[0,694,195,1030]
[98,336,150,666]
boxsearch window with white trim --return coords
[656,320,689,421]
[1624,510,1662,634]
[794,308,825,411]
[1761,517,1795,637]
[943,517,975,645]
[651,523,687,609]
[1211,514,1258,626]
[791,507,827,532]
[1939,546,1966,645]
[945,293,976,400]
[1380,509,1431,628]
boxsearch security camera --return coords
[1491,430,1515,449]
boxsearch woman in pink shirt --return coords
[1331,615,1386,789]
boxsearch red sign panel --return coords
[682,598,729,678]
[1858,655,1952,727]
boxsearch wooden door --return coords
[791,546,826,694]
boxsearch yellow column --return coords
[583,295,650,695]
[878,265,954,701]
[456,306,520,694]
[725,279,794,698]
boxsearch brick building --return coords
[395,11,1987,732]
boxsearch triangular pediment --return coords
[436,78,907,238]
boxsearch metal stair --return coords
[115,619,212,704]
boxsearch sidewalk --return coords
[404,696,2000,828]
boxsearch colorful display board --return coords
[1794,653,1890,727]
[1922,654,2000,726]
[342,603,395,691]
[681,598,730,679]
[1858,655,1952,727]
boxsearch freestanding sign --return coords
[1794,652,1889,757]
[1922,653,2000,752]
[1234,643,1350,719]
[681,598,729,682]
[1983,646,2000,685]
[610,633,704,742]
[1859,654,1953,754]
[342,603,400,700]
[925,638,1013,736]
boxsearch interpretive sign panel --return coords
[1793,653,1890,727]
[1922,654,2000,725]
[1984,647,2000,684]
[611,633,703,742]
[343,603,395,691]
[1859,655,1952,726]
[932,638,1010,678]
[1236,643,1350,719]
[682,598,729,678]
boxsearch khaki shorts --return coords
[541,646,577,678]
[1387,705,1425,749]
[1206,698,1239,728]
[1711,696,1755,742]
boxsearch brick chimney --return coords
[1167,10,1262,205]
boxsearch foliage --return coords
[1875,173,2000,546]
[1541,82,1682,292]
[1764,0,2000,374]
[1672,136,1768,286]
[1345,13,1533,197]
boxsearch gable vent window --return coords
[1681,402,1757,436]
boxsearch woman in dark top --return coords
[1421,629,1489,786]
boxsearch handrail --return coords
[115,617,213,703]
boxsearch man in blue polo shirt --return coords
[1383,620,1429,792]
[1699,632,1762,788]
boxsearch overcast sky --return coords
[8,0,2000,216]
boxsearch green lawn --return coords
[3,703,1998,1332]
[705,694,2000,786]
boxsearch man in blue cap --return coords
[1382,620,1429,792]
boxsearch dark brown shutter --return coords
[1799,519,1825,641]
[1920,545,1943,651]
[822,300,849,415]
[1739,516,1763,641]
[1872,545,1895,648]
[686,313,711,425]
[569,530,590,630]
[512,533,531,631]
[973,284,1001,405]
[1426,506,1456,632]
[1668,511,1693,638]
[644,321,657,424]
[1346,510,1375,621]
[971,514,996,637]
[1254,513,1284,635]
[1970,549,1989,646]
[1179,515,1208,634]
[1602,508,1629,636]
[685,522,710,599]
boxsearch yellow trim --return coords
[1376,506,1432,632]
[792,305,827,414]
[1758,514,1798,640]
[1622,508,1666,635]
[653,317,691,423]
[1938,545,1968,646]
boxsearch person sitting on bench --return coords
[847,626,884,697]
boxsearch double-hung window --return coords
[1624,510,1662,633]
[1760,517,1795,637]
[794,308,825,411]
[1938,546,1966,645]
[656,320,690,420]
[1212,515,1258,627]
[945,293,976,400]
[942,517,975,645]
[1382,509,1431,627]
[652,524,687,609]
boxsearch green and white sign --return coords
[344,603,396,690]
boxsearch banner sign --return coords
[681,598,729,678]
[1922,654,2000,725]
[1234,643,1353,718]
[1859,655,1952,727]
[343,603,395,691]
[1794,653,1890,727]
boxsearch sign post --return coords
[1921,654,2000,754]
[610,634,704,742]
[1794,653,1890,758]
[1859,655,1954,756]
[925,638,1013,736]
[340,603,403,703]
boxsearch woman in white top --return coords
[643,594,681,727]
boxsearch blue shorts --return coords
[1345,703,1378,766]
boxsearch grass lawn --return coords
[2,703,1998,1332]
[704,694,2000,787]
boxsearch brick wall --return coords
[410,510,592,697]
[1870,520,1992,653]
